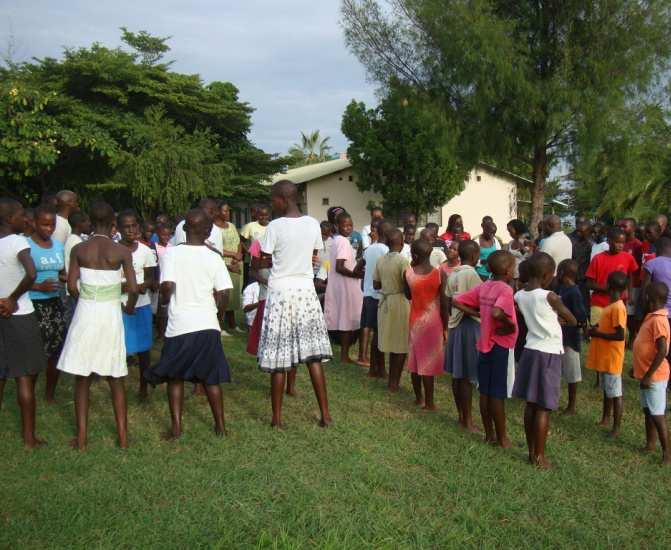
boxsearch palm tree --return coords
[288,130,333,166]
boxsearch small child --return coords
[242,281,261,330]
[404,239,448,410]
[455,250,518,447]
[556,259,588,415]
[631,282,671,464]
[441,240,461,277]
[444,240,482,431]
[587,271,628,437]
[401,224,416,261]
[374,229,411,392]
[154,223,173,339]
[513,253,577,469]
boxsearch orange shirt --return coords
[633,309,670,382]
[587,300,627,374]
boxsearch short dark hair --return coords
[458,239,479,262]
[68,210,89,228]
[607,271,628,293]
[656,236,671,254]
[34,204,56,219]
[527,252,556,279]
[117,208,138,226]
[89,201,115,226]
[646,281,669,306]
[411,238,432,259]
[607,226,624,241]
[0,197,22,224]
[507,219,528,236]
[488,250,513,276]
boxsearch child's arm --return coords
[492,306,515,335]
[589,325,625,341]
[585,277,607,293]
[403,270,412,300]
[142,266,155,294]
[639,336,667,389]
[243,301,259,313]
[335,259,361,279]
[0,249,37,318]
[439,269,449,331]
[547,291,577,326]
[121,248,139,315]
[373,279,381,290]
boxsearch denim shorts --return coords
[600,373,622,398]
[478,344,509,399]
[640,381,668,416]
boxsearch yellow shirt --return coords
[240,221,267,242]
[587,300,627,375]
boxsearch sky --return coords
[1,0,378,156]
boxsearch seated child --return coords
[444,240,482,432]
[631,282,670,465]
[455,250,518,447]
[587,271,628,437]
[556,259,588,415]
[404,239,448,410]
[513,253,577,469]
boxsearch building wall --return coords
[440,167,517,239]
[304,168,383,230]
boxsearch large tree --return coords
[342,86,468,217]
[341,0,671,234]
[0,29,282,215]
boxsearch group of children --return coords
[2,188,671,469]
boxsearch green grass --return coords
[1,335,671,548]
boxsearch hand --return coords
[122,304,136,315]
[640,374,652,389]
[229,262,241,274]
[312,255,320,269]
[0,297,17,317]
[588,326,598,338]
[495,324,515,336]
[38,279,62,293]
[234,252,243,262]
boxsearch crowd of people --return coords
[1,183,671,468]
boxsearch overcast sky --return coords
[1,0,377,156]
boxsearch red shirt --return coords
[440,231,471,243]
[624,237,643,286]
[585,252,638,308]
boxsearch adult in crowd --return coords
[440,214,471,244]
[656,214,668,237]
[540,215,572,272]
[240,205,270,245]
[505,219,531,283]
[53,190,79,244]
[570,218,593,308]
[361,206,384,250]
[172,198,223,254]
[215,202,243,335]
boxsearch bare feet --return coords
[641,445,656,453]
[534,456,554,470]
[118,436,129,449]
[69,437,86,451]
[24,437,46,450]
[414,399,425,407]
[459,422,481,434]
[355,359,370,368]
[388,385,400,393]
[498,437,513,449]
[607,430,620,439]
[214,426,227,437]
[662,453,671,465]
[561,407,577,416]
[318,416,332,428]
[285,389,298,397]
[597,419,610,427]
[340,356,355,365]
[270,422,284,430]
[484,435,497,445]
[422,404,437,411]
[161,429,181,441]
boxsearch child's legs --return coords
[138,351,150,397]
[644,409,657,450]
[224,310,236,330]
[166,380,184,438]
[45,355,60,402]
[477,352,495,441]
[270,372,286,427]
[107,377,128,448]
[422,376,435,409]
[641,382,669,457]
[73,375,92,449]
[523,402,535,460]
[459,379,477,429]
[285,367,297,396]
[532,407,551,466]
[204,384,226,435]
[479,394,494,442]
[340,331,354,362]
[359,327,370,363]
[411,372,423,404]
[388,353,405,391]
[489,397,510,447]
[612,396,623,434]
[306,361,331,426]
[601,374,623,434]
[370,331,385,377]
[451,377,462,420]
[485,345,510,446]
[562,346,581,413]
[651,415,670,461]
[16,375,41,447]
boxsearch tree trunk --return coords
[530,145,547,238]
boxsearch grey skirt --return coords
[512,348,562,410]
[444,317,480,384]
[0,313,47,379]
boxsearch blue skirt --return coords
[122,304,153,354]
[145,329,231,385]
[444,317,480,383]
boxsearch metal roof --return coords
[268,158,352,185]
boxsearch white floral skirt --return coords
[257,287,332,372]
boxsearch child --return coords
[63,211,91,325]
[476,221,499,280]
[441,240,461,277]
[117,210,158,400]
[556,259,588,415]
[141,221,156,247]
[513,253,577,469]
[324,212,364,364]
[373,229,411,392]
[419,228,447,268]
[587,271,628,437]
[445,240,482,432]
[404,240,448,410]
[401,224,415,261]
[154,223,173,339]
[58,201,139,449]
[0,198,47,448]
[144,208,233,439]
[631,282,670,464]
[257,180,332,428]
[357,219,391,376]
[27,206,67,403]
[586,226,638,325]
[455,250,518,447]
[242,281,261,330]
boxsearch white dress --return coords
[57,268,127,378]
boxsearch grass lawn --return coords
[2,333,671,548]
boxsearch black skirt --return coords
[0,313,47,379]
[144,330,231,385]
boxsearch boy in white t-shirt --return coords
[242,281,260,329]
[145,209,233,439]
[0,198,47,448]
[258,180,333,429]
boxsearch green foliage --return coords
[341,0,671,232]
[120,27,171,66]
[287,130,333,166]
[0,30,282,216]
[342,86,468,217]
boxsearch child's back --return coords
[515,288,563,354]
[75,236,128,272]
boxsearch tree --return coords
[120,27,171,66]
[341,0,671,234]
[287,130,333,166]
[341,86,468,217]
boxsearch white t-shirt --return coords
[0,234,34,315]
[121,242,158,307]
[540,231,573,273]
[261,216,323,291]
[172,220,224,254]
[363,242,388,299]
[52,215,71,244]
[430,248,447,268]
[591,241,610,260]
[361,224,372,250]
[401,243,412,261]
[161,245,233,337]
[64,234,83,275]
[514,288,563,354]
[242,282,260,326]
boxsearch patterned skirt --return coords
[257,287,332,373]
[33,298,67,357]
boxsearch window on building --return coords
[476,175,482,182]
[348,175,353,182]
[322,197,329,206]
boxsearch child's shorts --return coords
[600,373,622,398]
[561,346,582,384]
[360,297,379,330]
[477,344,509,399]
[640,381,668,416]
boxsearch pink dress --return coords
[324,235,363,331]
[406,267,444,376]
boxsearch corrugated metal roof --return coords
[268,158,352,185]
